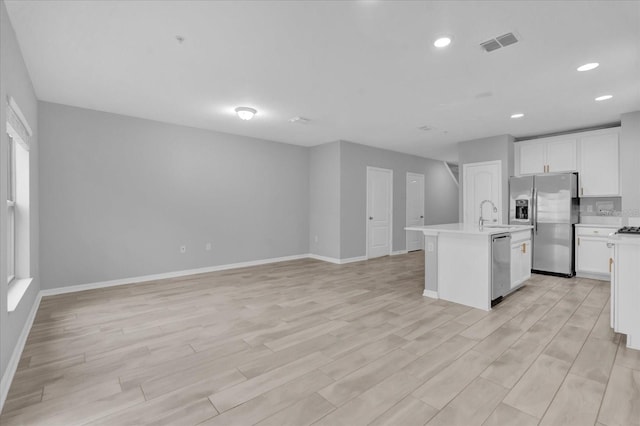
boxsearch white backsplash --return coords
[579,216,623,226]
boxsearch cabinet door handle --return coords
[522,243,526,253]
[577,237,580,246]
[581,187,584,196]
[609,258,613,273]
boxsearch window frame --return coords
[7,134,16,284]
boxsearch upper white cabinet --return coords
[579,131,620,197]
[518,143,546,175]
[516,137,577,175]
[515,127,620,197]
[547,139,578,172]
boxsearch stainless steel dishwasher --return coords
[491,233,511,306]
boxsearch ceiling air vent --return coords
[480,32,519,52]
[480,39,502,52]
[496,32,518,47]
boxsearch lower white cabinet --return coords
[576,226,618,279]
[510,231,532,289]
[610,236,640,350]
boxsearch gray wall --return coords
[39,102,309,289]
[458,135,515,223]
[621,111,640,219]
[339,141,459,259]
[309,142,341,259]
[0,0,40,384]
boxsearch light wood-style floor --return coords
[2,252,639,425]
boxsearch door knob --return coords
[369,216,373,220]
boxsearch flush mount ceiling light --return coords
[235,107,257,120]
[595,95,613,101]
[510,113,524,119]
[577,62,599,72]
[434,37,452,48]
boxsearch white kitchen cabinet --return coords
[519,142,546,175]
[609,235,640,350]
[547,139,577,172]
[510,231,532,289]
[516,137,577,175]
[578,131,620,197]
[576,225,617,280]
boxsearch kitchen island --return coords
[406,223,533,311]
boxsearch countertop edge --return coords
[608,234,640,245]
[405,224,533,236]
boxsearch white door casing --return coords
[406,172,425,251]
[367,167,393,259]
[463,160,502,226]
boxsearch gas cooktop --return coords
[618,226,640,235]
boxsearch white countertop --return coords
[405,223,533,236]
[576,223,621,229]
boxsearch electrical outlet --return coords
[427,243,435,252]
[205,242,212,251]
[180,245,186,254]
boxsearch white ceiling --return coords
[5,0,640,162]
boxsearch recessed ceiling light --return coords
[577,62,599,72]
[289,116,311,124]
[434,37,451,48]
[595,95,613,101]
[511,113,524,119]
[235,107,257,120]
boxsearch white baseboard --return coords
[391,250,409,256]
[308,254,367,265]
[423,289,439,299]
[307,254,341,264]
[0,292,42,413]
[40,254,311,297]
[575,272,610,282]
[339,256,367,264]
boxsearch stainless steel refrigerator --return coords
[509,173,579,277]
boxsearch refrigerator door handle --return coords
[533,188,538,234]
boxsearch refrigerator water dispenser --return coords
[515,199,529,220]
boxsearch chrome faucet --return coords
[479,200,498,230]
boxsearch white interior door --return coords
[463,161,502,225]
[406,172,425,251]
[367,167,392,259]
